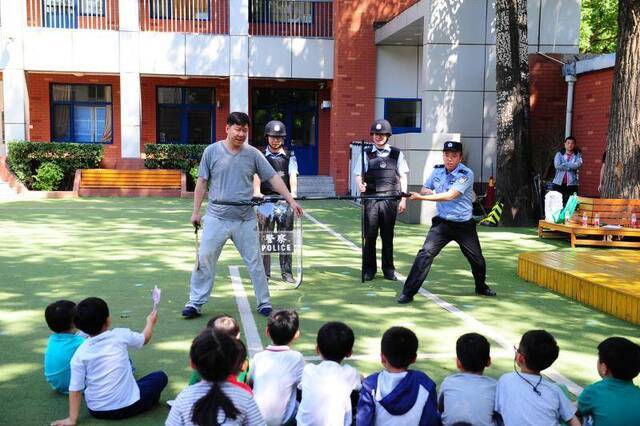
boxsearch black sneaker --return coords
[383,273,399,281]
[397,294,414,304]
[258,306,273,317]
[475,287,497,297]
[363,273,375,281]
[181,306,201,319]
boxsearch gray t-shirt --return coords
[439,372,497,426]
[199,141,276,220]
[495,372,576,426]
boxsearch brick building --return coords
[0,0,581,195]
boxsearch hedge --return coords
[7,142,104,190]
[143,144,207,172]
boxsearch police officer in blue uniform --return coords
[397,141,496,303]
[354,119,408,281]
[254,120,299,283]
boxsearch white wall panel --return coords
[540,0,580,47]
[424,44,485,91]
[291,38,334,79]
[249,37,291,77]
[422,91,484,136]
[71,31,119,73]
[139,32,186,75]
[186,35,229,76]
[484,45,496,92]
[376,46,419,98]
[426,0,486,44]
[460,136,484,181]
[23,29,73,72]
[482,137,497,179]
[483,91,496,138]
[230,35,249,76]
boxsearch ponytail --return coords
[190,330,241,426]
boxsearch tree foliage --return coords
[580,0,618,53]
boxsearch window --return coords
[150,0,210,20]
[80,0,105,16]
[251,0,312,24]
[51,84,113,143]
[157,87,215,144]
[384,98,422,134]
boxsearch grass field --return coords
[0,197,638,425]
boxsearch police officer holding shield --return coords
[354,119,408,281]
[397,141,496,304]
[254,120,298,283]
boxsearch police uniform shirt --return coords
[265,147,299,176]
[424,163,474,222]
[352,145,409,176]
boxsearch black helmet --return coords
[370,119,392,136]
[265,120,287,137]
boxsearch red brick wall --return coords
[330,0,418,193]
[248,79,332,175]
[26,73,122,167]
[571,69,613,196]
[141,77,229,151]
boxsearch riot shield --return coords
[256,201,303,289]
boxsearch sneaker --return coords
[258,306,273,317]
[181,305,201,319]
[397,294,414,304]
[383,272,399,281]
[475,287,497,297]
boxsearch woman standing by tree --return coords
[553,136,583,205]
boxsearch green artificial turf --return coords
[0,198,638,424]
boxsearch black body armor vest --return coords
[363,147,401,194]
[261,149,291,195]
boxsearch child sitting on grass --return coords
[44,300,85,394]
[188,314,251,390]
[495,330,580,426]
[357,326,439,425]
[438,333,496,426]
[577,336,640,426]
[296,321,361,426]
[250,309,305,425]
[51,297,167,425]
[166,329,264,426]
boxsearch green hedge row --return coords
[143,144,207,172]
[7,142,104,190]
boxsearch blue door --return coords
[43,0,78,29]
[251,89,319,175]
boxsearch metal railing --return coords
[250,0,333,38]
[27,0,119,30]
[140,0,229,34]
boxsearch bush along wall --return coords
[7,142,104,191]
[144,144,207,190]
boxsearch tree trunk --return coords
[602,0,640,199]
[495,0,537,226]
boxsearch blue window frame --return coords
[150,0,211,21]
[156,87,216,145]
[383,98,422,134]
[50,84,113,144]
[42,0,104,29]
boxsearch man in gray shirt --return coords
[182,112,303,318]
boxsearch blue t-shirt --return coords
[44,332,85,393]
[424,163,475,221]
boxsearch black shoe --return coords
[475,287,497,297]
[383,273,398,281]
[258,306,273,317]
[281,273,296,283]
[363,273,375,281]
[397,294,414,304]
[181,306,201,319]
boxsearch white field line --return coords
[303,212,583,396]
[229,266,264,356]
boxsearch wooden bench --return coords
[76,169,185,197]
[538,197,640,248]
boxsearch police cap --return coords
[443,141,463,152]
[370,119,392,136]
[265,120,287,137]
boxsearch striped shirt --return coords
[166,381,265,426]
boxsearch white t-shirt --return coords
[495,372,576,426]
[251,345,305,425]
[69,328,145,411]
[296,360,361,426]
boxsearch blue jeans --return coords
[88,371,168,420]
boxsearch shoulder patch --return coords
[458,169,468,174]
[434,164,445,168]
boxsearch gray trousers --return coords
[187,215,271,310]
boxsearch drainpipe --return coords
[564,75,577,138]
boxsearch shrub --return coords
[7,142,104,190]
[32,162,64,191]
[144,144,207,172]
[190,166,199,182]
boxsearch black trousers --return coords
[552,183,579,206]
[363,197,399,276]
[259,203,294,277]
[402,217,487,296]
